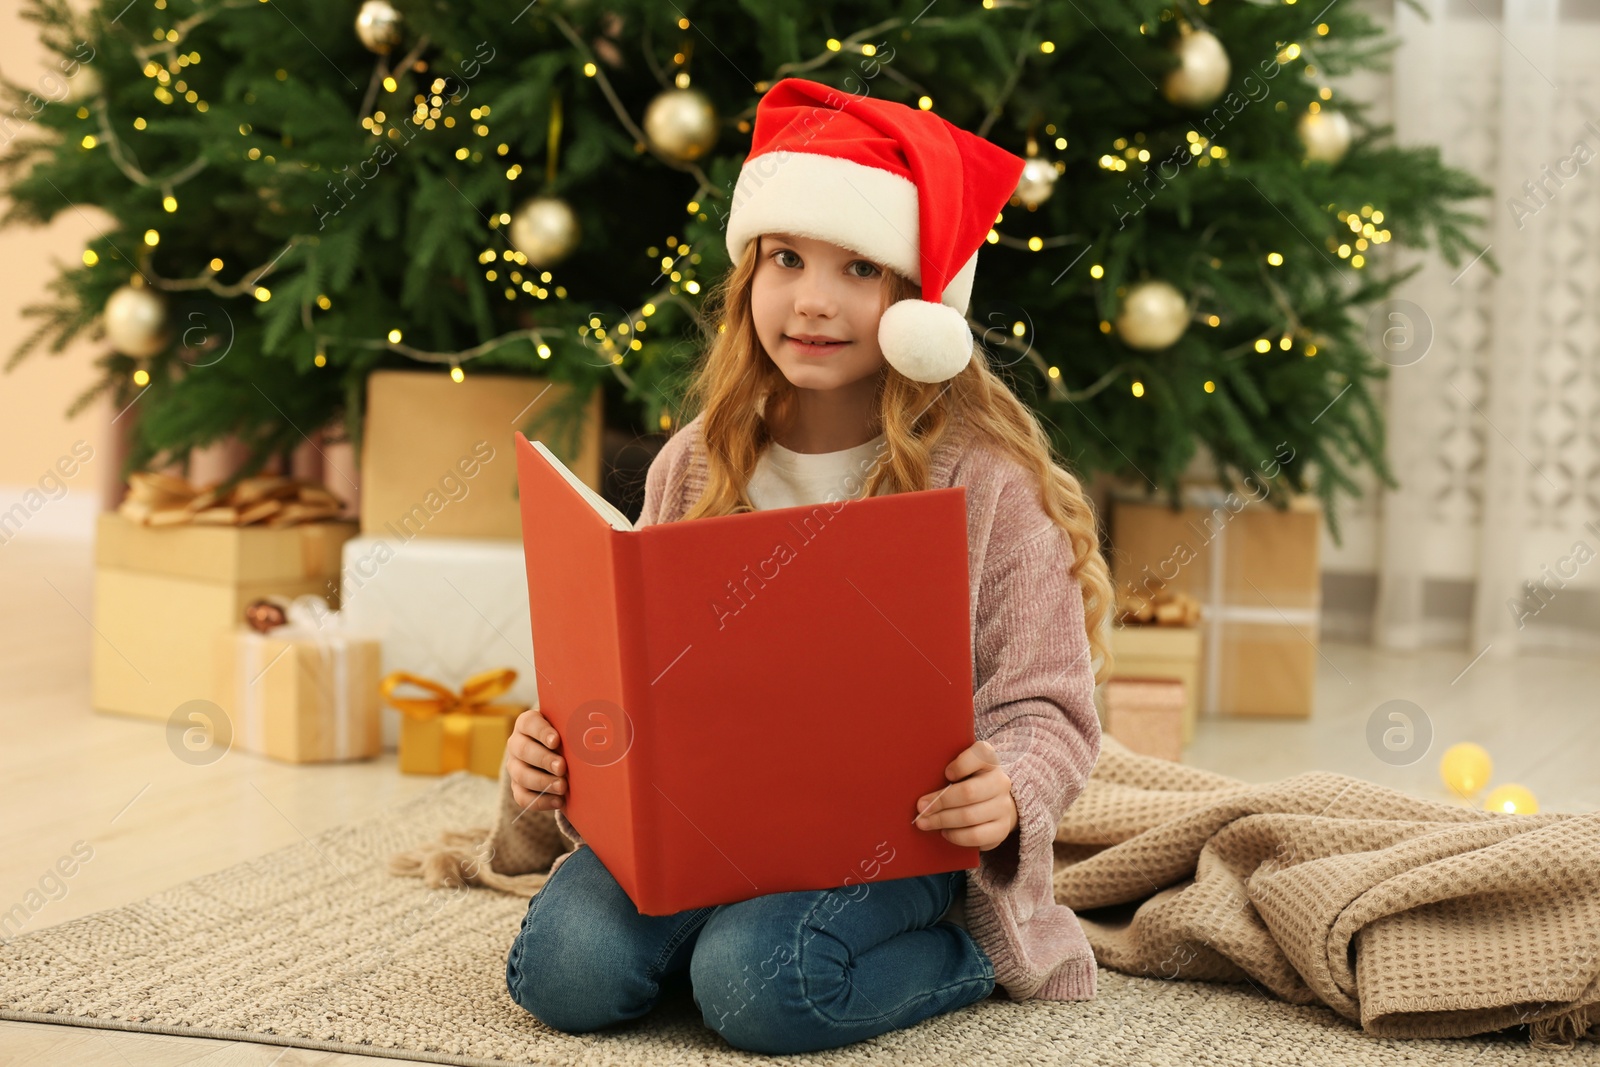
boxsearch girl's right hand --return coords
[508,708,567,812]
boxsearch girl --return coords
[502,78,1112,1055]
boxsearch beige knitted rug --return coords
[0,771,1585,1067]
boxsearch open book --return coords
[514,430,978,915]
[528,439,636,531]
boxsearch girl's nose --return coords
[793,278,839,316]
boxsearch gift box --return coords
[383,668,526,777]
[1110,486,1323,719]
[359,369,604,541]
[212,595,383,763]
[1108,621,1203,744]
[92,509,357,722]
[336,534,537,749]
[1101,677,1187,761]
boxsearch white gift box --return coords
[338,534,537,749]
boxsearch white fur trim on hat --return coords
[879,299,973,383]
[727,150,981,317]
[729,150,917,279]
[941,245,980,320]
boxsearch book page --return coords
[532,440,635,531]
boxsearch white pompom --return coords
[878,299,973,384]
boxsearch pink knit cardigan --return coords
[548,411,1104,1001]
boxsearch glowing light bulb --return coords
[1483,784,1538,814]
[1441,742,1492,797]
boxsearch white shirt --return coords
[746,432,889,510]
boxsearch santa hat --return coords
[726,78,1027,384]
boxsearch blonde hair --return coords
[672,238,1115,686]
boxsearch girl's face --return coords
[750,232,889,394]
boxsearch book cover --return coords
[514,429,978,915]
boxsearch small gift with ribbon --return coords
[383,668,528,778]
[119,471,346,528]
[1107,586,1204,752]
[213,594,384,763]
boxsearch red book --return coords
[513,430,978,915]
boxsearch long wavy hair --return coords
[672,237,1115,686]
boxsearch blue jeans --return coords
[505,845,996,1054]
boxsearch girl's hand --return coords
[912,739,1019,850]
[508,708,567,812]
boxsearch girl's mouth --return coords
[786,336,850,355]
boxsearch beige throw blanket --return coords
[390,736,1598,1048]
[1053,737,1599,1047]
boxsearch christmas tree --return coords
[1,0,1489,540]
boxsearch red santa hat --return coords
[726,78,1027,384]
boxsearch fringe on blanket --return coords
[1529,1002,1597,1049]
[387,827,550,898]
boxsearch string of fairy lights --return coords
[76,2,1391,418]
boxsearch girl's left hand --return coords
[912,739,1019,851]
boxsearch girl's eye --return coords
[769,249,878,278]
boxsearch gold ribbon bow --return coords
[380,668,527,774]
[118,471,345,528]
[1116,586,1202,627]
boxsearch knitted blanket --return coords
[1052,737,1600,1047]
[390,736,1599,1048]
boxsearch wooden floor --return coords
[3,538,1596,1064]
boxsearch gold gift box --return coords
[91,513,357,722]
[213,628,383,763]
[398,713,519,778]
[359,369,603,541]
[384,669,526,778]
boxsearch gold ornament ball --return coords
[355,0,404,55]
[1162,28,1231,109]
[1013,156,1058,209]
[63,62,102,104]
[1439,741,1492,798]
[104,284,171,358]
[1298,110,1352,164]
[1483,783,1538,815]
[1114,280,1191,350]
[643,87,720,163]
[509,196,582,267]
